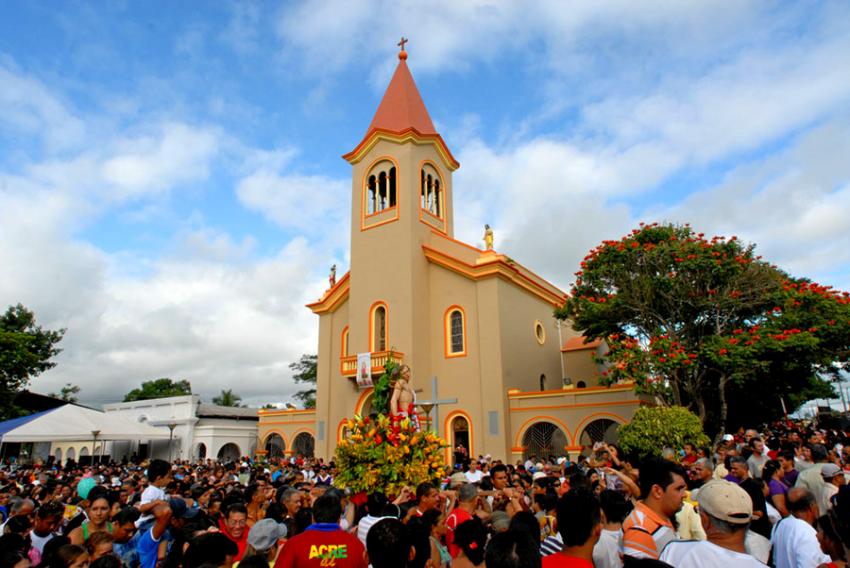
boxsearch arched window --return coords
[420,164,443,218]
[370,303,387,352]
[540,374,547,390]
[341,326,350,358]
[444,306,466,357]
[366,162,397,215]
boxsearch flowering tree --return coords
[558,223,850,435]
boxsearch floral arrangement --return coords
[334,413,448,496]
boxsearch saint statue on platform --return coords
[390,364,420,430]
[329,264,337,288]
[483,224,494,250]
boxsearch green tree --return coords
[289,354,317,409]
[558,223,850,436]
[123,378,192,402]
[49,383,80,403]
[0,304,65,419]
[212,389,243,407]
[618,406,710,460]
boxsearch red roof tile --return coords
[368,55,437,135]
[561,336,602,352]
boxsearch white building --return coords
[103,395,258,461]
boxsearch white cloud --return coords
[100,123,220,199]
[0,59,86,152]
[236,169,350,239]
[647,118,850,287]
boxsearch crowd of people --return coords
[2,420,850,567]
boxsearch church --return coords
[257,46,648,463]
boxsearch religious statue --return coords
[390,364,420,430]
[483,224,494,251]
[329,264,336,288]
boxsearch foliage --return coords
[558,223,850,435]
[49,383,80,403]
[371,358,398,417]
[123,378,192,402]
[619,406,710,460]
[0,304,65,419]
[334,413,447,496]
[289,354,317,409]
[212,389,243,407]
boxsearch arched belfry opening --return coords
[366,163,397,214]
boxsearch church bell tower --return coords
[342,41,460,385]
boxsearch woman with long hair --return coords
[68,494,112,546]
[761,459,789,518]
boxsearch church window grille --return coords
[366,163,397,215]
[372,305,387,351]
[445,305,467,357]
[420,164,443,218]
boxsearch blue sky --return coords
[1,1,849,406]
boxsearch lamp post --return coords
[91,430,100,466]
[167,423,177,462]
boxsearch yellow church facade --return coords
[257,49,648,463]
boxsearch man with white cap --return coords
[818,463,845,514]
[660,480,766,566]
[245,518,287,566]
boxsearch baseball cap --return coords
[697,480,752,524]
[449,472,467,488]
[822,464,842,480]
[168,497,200,519]
[532,471,547,481]
[248,519,287,552]
[76,477,97,500]
[722,434,734,442]
[490,511,510,532]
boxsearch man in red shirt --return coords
[543,489,602,567]
[274,492,366,568]
[219,503,249,561]
[446,484,478,558]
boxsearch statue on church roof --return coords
[483,224,494,251]
[329,264,336,288]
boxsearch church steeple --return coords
[344,42,459,171]
[367,48,438,136]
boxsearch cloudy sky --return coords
[1,1,849,407]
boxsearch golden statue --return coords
[483,224,494,251]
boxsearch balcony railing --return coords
[340,350,405,377]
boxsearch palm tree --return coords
[212,389,243,407]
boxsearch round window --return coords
[534,320,546,345]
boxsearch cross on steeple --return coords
[397,37,408,52]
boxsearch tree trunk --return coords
[696,395,707,422]
[670,373,683,406]
[714,374,730,446]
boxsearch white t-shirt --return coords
[29,531,55,553]
[136,485,167,526]
[592,528,622,568]
[745,530,771,564]
[465,470,484,484]
[660,540,767,567]
[819,482,838,515]
[770,516,832,568]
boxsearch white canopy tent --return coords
[0,404,172,443]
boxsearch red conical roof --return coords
[368,55,437,135]
[344,49,458,170]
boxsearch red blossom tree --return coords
[557,223,849,437]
